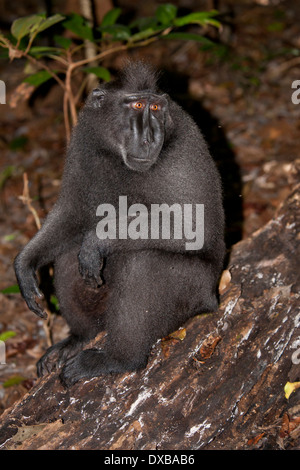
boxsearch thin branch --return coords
[47,54,70,66]
[63,89,71,142]
[69,43,128,72]
[69,28,173,72]
[267,56,300,79]
[1,38,66,90]
[18,173,41,230]
[25,32,38,55]
[65,51,78,128]
[23,53,66,90]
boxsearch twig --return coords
[43,313,54,347]
[267,56,300,79]
[18,173,41,230]
[70,33,167,71]
[63,88,71,142]
[17,48,65,90]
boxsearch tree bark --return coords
[0,183,299,450]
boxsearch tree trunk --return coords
[0,183,299,450]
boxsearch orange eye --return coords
[151,104,159,111]
[134,102,143,109]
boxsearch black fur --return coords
[14,62,225,386]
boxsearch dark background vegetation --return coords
[0,0,299,445]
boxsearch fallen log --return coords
[0,184,299,450]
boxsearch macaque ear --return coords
[92,88,105,98]
[88,88,106,108]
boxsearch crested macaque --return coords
[14,62,225,387]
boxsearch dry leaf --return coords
[9,82,35,108]
[219,269,231,295]
[289,417,300,432]
[199,335,222,361]
[161,328,186,358]
[284,381,300,400]
[279,413,300,439]
[247,432,265,446]
[279,413,290,438]
[168,328,186,341]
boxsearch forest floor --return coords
[0,0,299,435]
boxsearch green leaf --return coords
[3,375,25,388]
[11,15,44,40]
[100,24,131,41]
[204,18,221,28]
[163,32,214,45]
[0,47,9,59]
[11,13,65,41]
[0,284,20,294]
[54,34,72,49]
[267,21,284,32]
[128,26,163,43]
[9,135,28,150]
[199,42,229,59]
[50,295,60,312]
[3,232,18,242]
[23,70,53,87]
[101,8,122,27]
[63,13,93,41]
[0,165,16,188]
[83,66,110,81]
[29,46,62,57]
[174,10,220,28]
[0,331,16,342]
[129,17,158,32]
[33,14,65,34]
[155,4,178,25]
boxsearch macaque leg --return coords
[60,250,220,386]
[37,247,108,376]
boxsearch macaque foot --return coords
[59,349,133,387]
[37,335,85,377]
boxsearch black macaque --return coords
[14,61,225,387]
